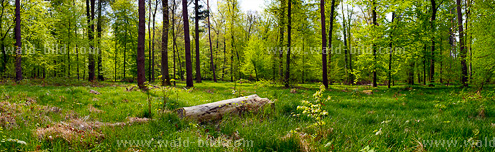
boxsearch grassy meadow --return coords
[1,79,495,151]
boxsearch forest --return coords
[1,0,495,151]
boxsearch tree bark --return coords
[97,0,104,81]
[14,0,21,81]
[177,94,273,122]
[320,0,328,89]
[148,0,152,82]
[87,0,96,82]
[182,0,193,87]
[388,12,396,88]
[138,0,147,89]
[161,0,171,86]
[207,0,217,82]
[429,0,437,85]
[151,0,158,82]
[372,0,378,87]
[456,0,468,87]
[328,0,336,85]
[194,0,202,83]
[342,2,348,84]
[279,0,285,83]
[285,0,291,87]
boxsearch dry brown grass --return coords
[35,117,150,145]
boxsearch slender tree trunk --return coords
[348,5,354,85]
[388,12,395,88]
[429,0,437,85]
[123,23,128,78]
[97,0,104,81]
[223,33,226,81]
[229,2,234,82]
[194,0,202,83]
[285,0,291,87]
[0,0,7,78]
[182,0,193,87]
[172,3,176,85]
[162,0,171,86]
[440,37,443,84]
[342,2,348,84]
[172,0,178,84]
[138,0,147,89]
[74,1,79,80]
[14,0,21,81]
[328,0,336,85]
[423,45,427,85]
[152,0,158,82]
[207,0,217,82]
[320,0,328,89]
[279,0,285,83]
[87,0,96,82]
[68,20,71,78]
[456,0,468,87]
[371,0,377,87]
[148,0,152,82]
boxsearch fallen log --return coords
[176,94,273,122]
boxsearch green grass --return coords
[1,79,495,151]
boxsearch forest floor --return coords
[1,79,495,151]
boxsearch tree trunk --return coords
[456,0,468,87]
[87,0,96,82]
[97,0,104,81]
[207,0,217,82]
[148,0,152,82]
[429,0,437,85]
[151,0,158,82]
[123,22,128,78]
[162,0,171,86]
[371,0,377,87]
[347,5,354,85]
[194,0,202,83]
[320,0,328,89]
[182,0,193,87]
[285,0,291,87]
[328,0,336,85]
[14,0,21,81]
[279,0,285,83]
[137,0,147,89]
[342,2,348,84]
[388,12,396,89]
[177,94,273,122]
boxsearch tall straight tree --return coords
[194,0,202,83]
[278,0,285,82]
[429,0,438,85]
[182,0,193,87]
[371,0,378,87]
[285,0,291,87]
[320,0,328,89]
[162,0,171,86]
[137,0,147,89]
[151,0,158,82]
[456,0,468,87]
[342,2,349,84]
[328,0,336,85]
[87,0,96,82]
[148,0,152,81]
[97,0,104,81]
[388,12,396,88]
[207,0,217,82]
[14,0,21,81]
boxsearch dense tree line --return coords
[0,0,494,89]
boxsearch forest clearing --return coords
[1,0,495,151]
